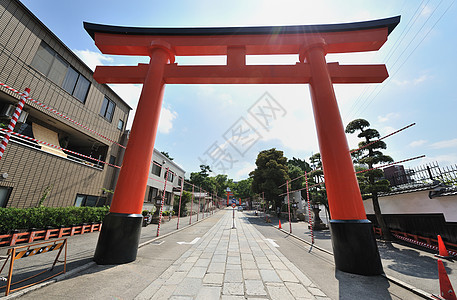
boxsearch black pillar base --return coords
[93,212,142,265]
[330,219,383,276]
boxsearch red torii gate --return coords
[85,16,400,275]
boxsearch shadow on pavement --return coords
[335,270,393,300]
[304,229,332,240]
[0,257,104,296]
[378,242,448,279]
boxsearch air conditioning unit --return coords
[0,104,28,123]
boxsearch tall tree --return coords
[345,118,393,240]
[288,157,312,174]
[213,174,229,197]
[231,178,254,205]
[307,153,329,217]
[287,164,303,192]
[189,165,216,193]
[287,157,311,198]
[250,148,288,211]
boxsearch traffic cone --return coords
[437,259,457,300]
[436,235,455,259]
[278,220,282,229]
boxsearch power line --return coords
[352,0,455,118]
[347,0,454,120]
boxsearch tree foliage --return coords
[306,153,329,217]
[189,165,216,193]
[173,190,192,217]
[230,178,253,200]
[250,148,288,210]
[160,151,174,161]
[346,118,393,239]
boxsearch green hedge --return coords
[0,206,110,234]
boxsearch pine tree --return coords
[345,119,393,240]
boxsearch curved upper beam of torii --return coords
[86,16,400,276]
[84,16,399,85]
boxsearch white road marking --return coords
[177,237,200,245]
[265,238,280,248]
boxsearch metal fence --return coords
[385,162,457,192]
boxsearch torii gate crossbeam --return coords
[85,16,400,276]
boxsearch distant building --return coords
[0,0,131,208]
[383,165,412,186]
[143,149,186,212]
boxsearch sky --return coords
[21,0,457,181]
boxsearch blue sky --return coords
[21,0,457,180]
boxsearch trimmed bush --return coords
[0,206,109,234]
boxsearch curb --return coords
[1,211,220,299]
[261,217,435,300]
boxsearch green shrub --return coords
[173,191,191,217]
[0,206,109,234]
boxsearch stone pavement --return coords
[135,209,329,300]
[0,212,211,298]
[260,211,443,298]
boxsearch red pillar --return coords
[304,40,383,275]
[94,45,173,264]
[305,42,365,220]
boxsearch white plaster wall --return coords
[363,191,457,222]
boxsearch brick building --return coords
[0,0,131,208]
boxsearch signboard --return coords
[231,199,236,204]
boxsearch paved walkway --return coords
[261,211,443,297]
[135,209,329,300]
[0,212,212,298]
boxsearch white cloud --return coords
[197,86,234,106]
[420,5,433,17]
[108,84,142,129]
[420,154,457,167]
[73,49,113,71]
[430,138,457,149]
[393,74,430,86]
[107,84,178,134]
[377,112,400,123]
[158,106,178,134]
[234,162,256,181]
[409,140,428,147]
[379,126,396,136]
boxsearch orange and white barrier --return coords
[0,88,29,161]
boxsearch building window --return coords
[109,155,116,165]
[165,170,174,182]
[151,161,162,176]
[117,119,124,130]
[147,187,159,202]
[0,187,12,207]
[74,194,105,207]
[165,191,172,205]
[178,176,183,187]
[100,96,116,122]
[31,42,90,103]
